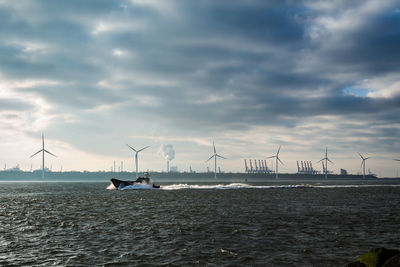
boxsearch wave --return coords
[161,183,400,190]
[160,183,312,190]
[107,182,400,190]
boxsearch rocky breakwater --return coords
[346,248,400,267]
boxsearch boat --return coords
[108,172,160,190]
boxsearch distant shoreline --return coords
[1,170,398,182]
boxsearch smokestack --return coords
[167,160,170,172]
[113,161,116,172]
[121,161,123,172]
[249,160,253,172]
[244,159,248,172]
[297,161,300,173]
[254,159,258,172]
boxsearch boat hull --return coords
[109,178,160,190]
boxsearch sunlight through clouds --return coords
[0,0,399,175]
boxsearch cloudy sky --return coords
[1,0,400,177]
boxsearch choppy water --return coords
[1,181,399,266]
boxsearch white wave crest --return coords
[106,183,116,190]
[160,183,312,190]
[107,183,400,191]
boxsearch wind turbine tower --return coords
[126,144,149,178]
[317,148,333,179]
[206,141,226,179]
[358,152,371,179]
[267,146,283,179]
[30,133,57,179]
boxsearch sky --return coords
[0,0,400,177]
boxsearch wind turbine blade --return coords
[327,158,334,164]
[357,152,364,160]
[216,154,226,159]
[206,155,215,162]
[277,145,281,155]
[316,159,323,163]
[137,146,150,152]
[364,157,371,160]
[126,144,137,152]
[30,149,43,158]
[44,149,57,157]
[393,159,400,161]
[277,157,284,165]
[213,141,216,154]
[266,156,275,159]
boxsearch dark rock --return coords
[345,261,366,267]
[383,254,400,267]
[356,248,400,267]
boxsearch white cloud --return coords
[0,0,399,176]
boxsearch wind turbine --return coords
[358,152,371,179]
[267,145,283,179]
[206,141,226,179]
[317,147,333,179]
[30,133,57,179]
[126,144,149,178]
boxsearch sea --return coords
[1,179,399,266]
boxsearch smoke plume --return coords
[159,144,175,161]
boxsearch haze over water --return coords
[1,180,399,266]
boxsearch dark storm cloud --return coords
[0,0,399,154]
[182,1,308,45]
[323,9,400,75]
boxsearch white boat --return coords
[108,172,160,190]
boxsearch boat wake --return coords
[158,183,312,190]
[107,183,400,190]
